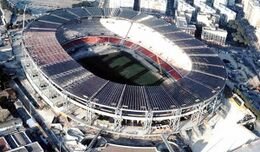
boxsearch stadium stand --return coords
[85,7,104,16]
[118,9,139,19]
[51,9,78,20]
[139,17,169,27]
[67,7,91,18]
[22,7,226,121]
[183,47,216,55]
[37,15,68,24]
[120,86,148,110]
[154,25,180,34]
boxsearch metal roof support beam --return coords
[85,102,95,125]
[169,109,181,133]
[197,103,206,125]
[143,111,153,134]
[209,96,220,118]
[114,109,122,132]
[63,96,69,114]
[190,103,204,125]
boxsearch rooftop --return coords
[0,137,11,151]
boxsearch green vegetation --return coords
[0,96,6,102]
[223,85,233,98]
[227,20,251,46]
[72,1,94,8]
[0,66,9,90]
[77,52,164,86]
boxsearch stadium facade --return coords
[21,7,227,136]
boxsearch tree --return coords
[227,19,250,46]
[0,66,9,89]
[228,20,238,29]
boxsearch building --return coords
[197,13,213,27]
[1,131,44,152]
[0,137,11,151]
[175,0,196,35]
[107,0,134,8]
[214,3,236,22]
[176,12,196,35]
[243,0,260,28]
[108,0,168,14]
[194,1,217,14]
[176,0,195,13]
[213,0,229,6]
[196,13,220,26]
[201,26,227,45]
[140,0,168,13]
[185,24,196,35]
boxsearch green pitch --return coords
[78,52,164,86]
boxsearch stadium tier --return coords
[22,7,227,135]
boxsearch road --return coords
[12,78,68,152]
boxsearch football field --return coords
[78,52,164,86]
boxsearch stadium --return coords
[21,7,227,136]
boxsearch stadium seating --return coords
[154,25,180,34]
[29,21,60,30]
[164,31,193,41]
[177,78,214,100]
[103,8,113,17]
[67,7,91,18]
[192,64,227,79]
[67,76,108,98]
[139,17,169,27]
[110,8,121,17]
[85,7,104,16]
[164,84,199,107]
[118,9,139,19]
[183,47,216,55]
[187,72,226,90]
[121,86,148,110]
[145,86,178,110]
[131,13,149,21]
[37,15,67,24]
[94,82,125,107]
[51,9,78,20]
[190,56,224,66]
[174,39,206,48]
